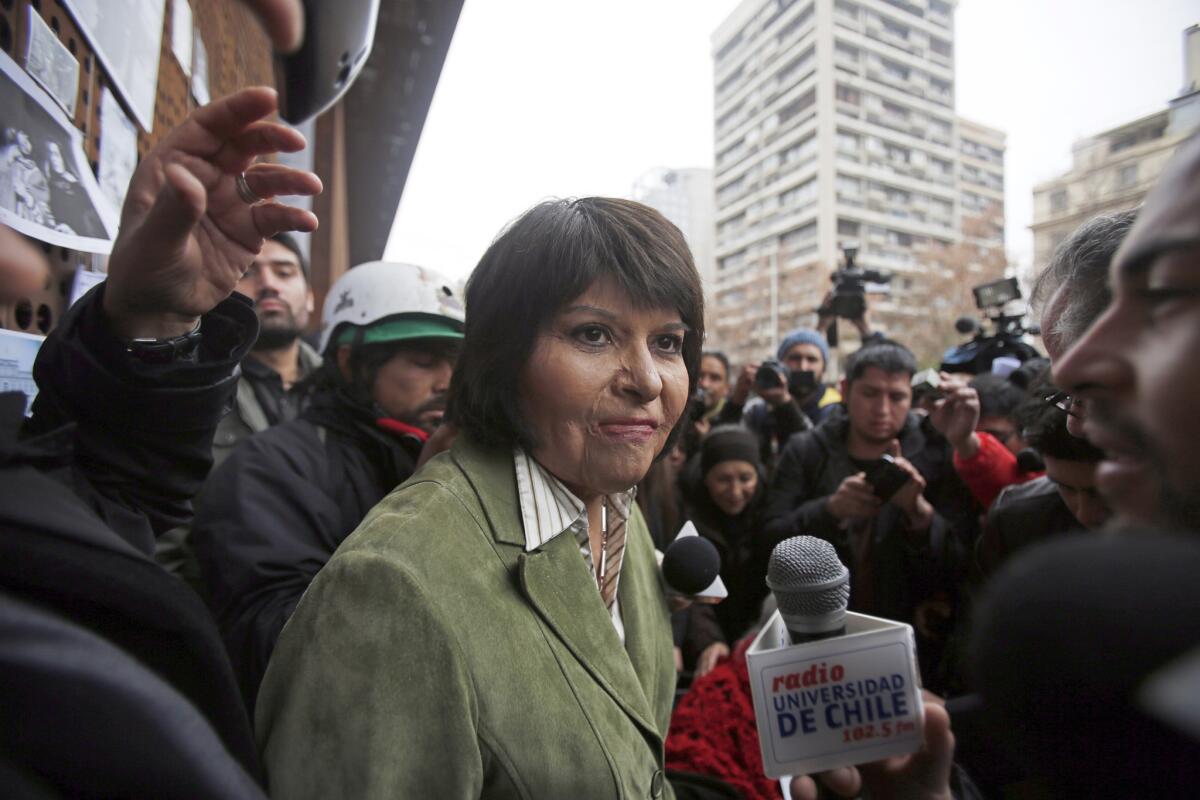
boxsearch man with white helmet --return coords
[191,261,464,712]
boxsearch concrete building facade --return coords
[1030,25,1200,271]
[631,167,716,302]
[709,0,1006,366]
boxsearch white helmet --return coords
[318,261,465,353]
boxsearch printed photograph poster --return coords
[98,86,139,212]
[0,50,118,254]
[62,0,166,132]
[25,11,80,117]
[171,0,194,78]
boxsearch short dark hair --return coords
[701,350,730,380]
[970,373,1025,420]
[844,341,917,386]
[269,231,309,282]
[1031,210,1135,348]
[449,197,705,451]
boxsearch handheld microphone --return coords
[662,535,720,596]
[765,536,850,644]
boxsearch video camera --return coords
[818,244,891,347]
[822,243,892,321]
[940,277,1041,375]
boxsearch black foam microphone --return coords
[766,536,850,644]
[662,535,721,596]
[971,533,1200,797]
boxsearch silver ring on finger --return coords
[236,172,264,205]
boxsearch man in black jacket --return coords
[975,385,1110,581]
[0,86,322,795]
[764,341,975,686]
[192,260,464,712]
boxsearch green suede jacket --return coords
[257,434,677,799]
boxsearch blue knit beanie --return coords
[777,327,829,366]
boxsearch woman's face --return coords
[520,277,690,499]
[703,460,759,517]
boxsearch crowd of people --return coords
[1,4,1198,797]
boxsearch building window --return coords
[1050,189,1068,213]
[780,178,818,208]
[835,83,861,105]
[880,17,909,40]
[1117,164,1137,189]
[834,0,858,20]
[929,37,952,57]
[777,89,816,126]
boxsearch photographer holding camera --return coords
[715,331,826,466]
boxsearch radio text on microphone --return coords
[770,662,913,739]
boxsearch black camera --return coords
[941,278,1041,375]
[973,276,1021,310]
[754,361,819,399]
[823,244,892,320]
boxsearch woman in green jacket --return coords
[257,197,705,798]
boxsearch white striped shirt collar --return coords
[512,448,635,553]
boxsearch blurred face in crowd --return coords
[782,343,825,384]
[520,278,690,498]
[238,239,313,350]
[698,355,729,406]
[1053,137,1200,529]
[1043,455,1111,530]
[704,460,758,517]
[356,340,458,431]
[842,367,912,445]
[978,414,1024,457]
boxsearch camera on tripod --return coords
[822,243,892,320]
[940,276,1041,375]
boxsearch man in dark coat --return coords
[975,385,1109,581]
[764,342,976,687]
[0,86,321,795]
[192,260,464,713]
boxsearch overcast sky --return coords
[384,0,1198,282]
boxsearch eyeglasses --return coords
[1043,391,1082,419]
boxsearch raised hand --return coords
[827,472,882,521]
[789,691,955,800]
[927,373,980,457]
[103,87,322,340]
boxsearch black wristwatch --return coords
[125,319,203,364]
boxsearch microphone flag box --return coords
[747,609,924,778]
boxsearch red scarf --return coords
[374,418,430,443]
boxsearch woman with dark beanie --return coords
[681,426,776,661]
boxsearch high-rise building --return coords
[709,0,1006,366]
[631,167,716,303]
[1031,25,1200,272]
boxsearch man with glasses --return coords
[932,210,1136,508]
[1053,135,1200,529]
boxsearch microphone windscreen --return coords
[971,533,1200,797]
[766,536,849,634]
[662,535,720,595]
